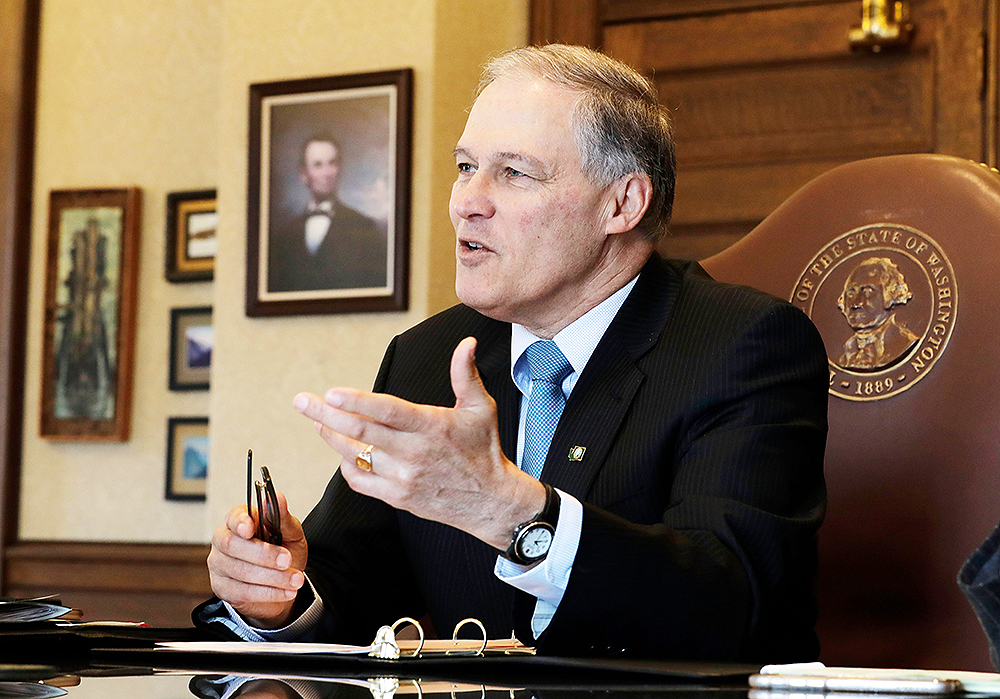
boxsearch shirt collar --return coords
[510,275,639,397]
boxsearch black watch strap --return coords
[502,483,560,563]
[536,482,560,527]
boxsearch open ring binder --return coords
[368,617,532,658]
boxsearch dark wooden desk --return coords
[3,627,984,699]
[0,626,762,699]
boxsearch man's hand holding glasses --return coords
[248,450,283,545]
[206,449,309,629]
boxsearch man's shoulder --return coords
[634,255,809,337]
[629,256,826,375]
[667,257,793,312]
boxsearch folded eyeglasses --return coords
[246,449,282,545]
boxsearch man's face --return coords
[449,75,619,334]
[300,140,340,201]
[841,264,891,330]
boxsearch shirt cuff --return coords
[494,488,582,637]
[217,574,325,642]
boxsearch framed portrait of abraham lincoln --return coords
[40,188,141,441]
[245,69,412,316]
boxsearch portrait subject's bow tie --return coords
[308,200,334,214]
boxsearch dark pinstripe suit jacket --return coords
[297,255,828,661]
[960,524,1000,669]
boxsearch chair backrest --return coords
[702,154,1000,671]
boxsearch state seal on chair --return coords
[791,223,957,401]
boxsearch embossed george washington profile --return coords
[791,224,957,401]
[836,257,919,370]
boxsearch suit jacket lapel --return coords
[541,255,686,499]
[466,317,519,463]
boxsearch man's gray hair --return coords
[479,44,676,241]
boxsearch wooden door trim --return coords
[0,0,40,591]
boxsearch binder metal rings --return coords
[391,616,424,656]
[448,618,487,656]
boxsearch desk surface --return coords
[0,627,977,699]
[0,625,761,699]
[0,668,758,699]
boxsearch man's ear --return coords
[605,173,652,236]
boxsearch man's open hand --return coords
[293,336,545,549]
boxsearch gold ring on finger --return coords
[355,444,374,471]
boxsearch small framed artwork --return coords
[169,306,213,391]
[246,68,412,316]
[166,417,209,501]
[40,188,141,441]
[165,189,217,282]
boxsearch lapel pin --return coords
[568,445,586,462]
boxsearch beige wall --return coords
[19,0,527,543]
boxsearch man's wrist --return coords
[244,591,308,630]
[502,483,561,565]
[220,575,324,642]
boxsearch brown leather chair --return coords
[701,154,1000,671]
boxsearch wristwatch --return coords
[502,483,561,565]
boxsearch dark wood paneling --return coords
[605,2,870,68]
[656,221,753,261]
[659,53,934,166]
[0,0,40,589]
[531,0,601,45]
[603,0,845,22]
[5,541,212,627]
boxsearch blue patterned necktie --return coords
[521,340,573,479]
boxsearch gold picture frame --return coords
[165,189,216,282]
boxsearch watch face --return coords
[517,524,553,560]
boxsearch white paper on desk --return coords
[156,641,373,655]
[758,662,1000,694]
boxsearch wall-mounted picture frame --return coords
[166,417,209,501]
[169,306,213,391]
[246,68,412,316]
[165,189,217,282]
[40,188,141,441]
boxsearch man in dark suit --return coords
[267,134,387,292]
[204,44,828,661]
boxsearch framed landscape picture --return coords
[40,188,141,441]
[169,306,213,391]
[245,68,412,316]
[165,417,209,501]
[165,189,217,282]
